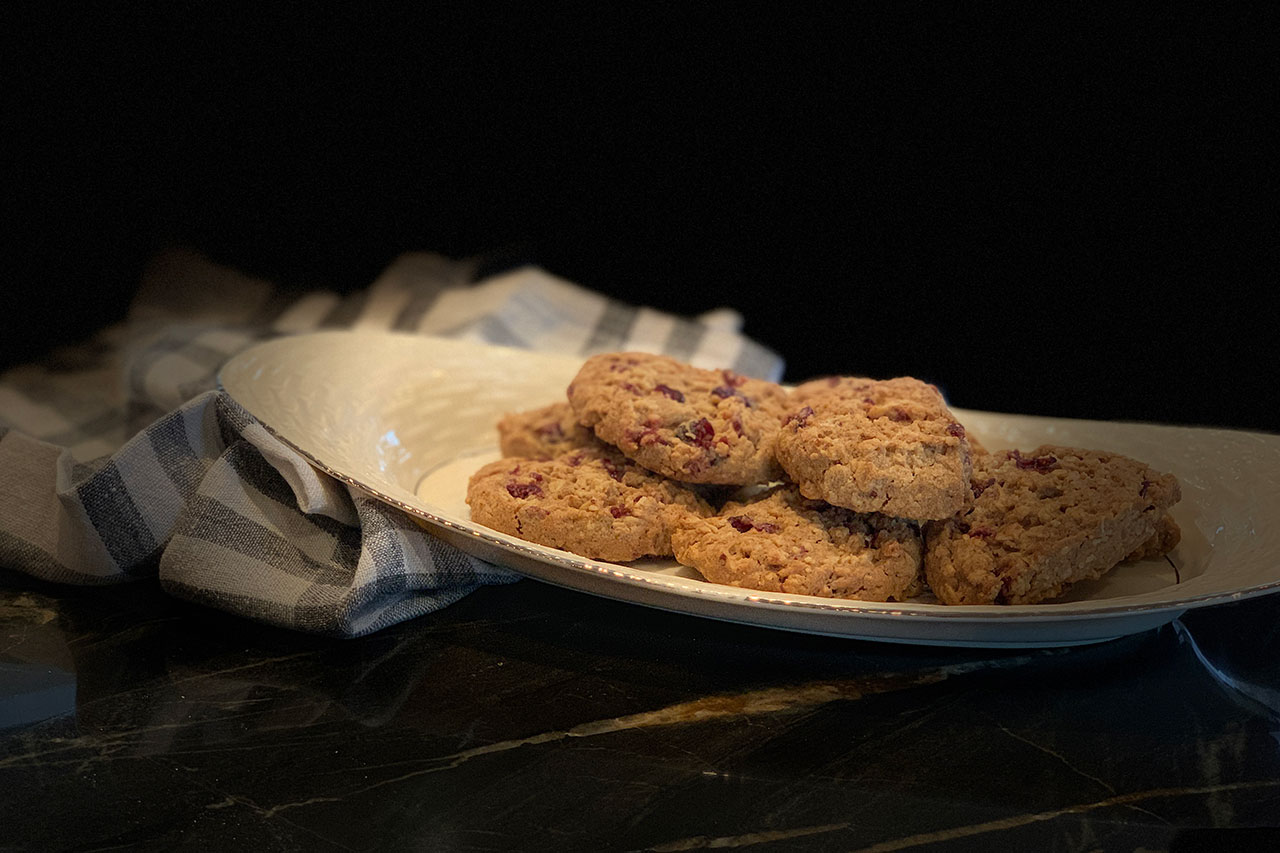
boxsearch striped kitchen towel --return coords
[0,248,783,637]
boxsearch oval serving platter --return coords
[219,330,1280,648]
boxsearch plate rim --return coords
[216,330,1280,630]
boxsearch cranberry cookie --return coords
[567,352,789,485]
[924,446,1181,605]
[497,402,602,460]
[466,447,713,562]
[671,485,924,602]
[776,376,973,520]
[1122,513,1181,564]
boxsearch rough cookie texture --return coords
[467,447,712,562]
[924,446,1181,605]
[1122,513,1182,564]
[775,376,973,520]
[791,375,948,407]
[567,352,789,485]
[671,485,923,601]
[498,402,601,460]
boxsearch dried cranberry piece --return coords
[566,453,584,467]
[727,516,779,534]
[888,407,913,423]
[1010,450,1058,473]
[786,406,815,427]
[721,370,747,388]
[654,384,685,402]
[946,422,966,438]
[601,458,626,482]
[609,506,630,518]
[620,382,642,395]
[1139,479,1152,497]
[675,418,716,449]
[969,525,996,539]
[971,477,997,499]
[535,421,565,438]
[506,482,543,499]
[711,385,754,407]
[625,425,672,447]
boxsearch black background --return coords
[7,5,1277,431]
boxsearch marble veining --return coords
[3,571,1280,851]
[642,821,852,851]
[847,780,1280,853]
[223,657,1043,821]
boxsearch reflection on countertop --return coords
[2,568,1279,851]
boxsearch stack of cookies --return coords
[466,352,1182,605]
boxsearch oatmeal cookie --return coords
[775,376,973,520]
[923,446,1181,605]
[466,446,712,562]
[498,402,601,459]
[671,485,923,602]
[567,352,789,485]
[790,375,949,407]
[1122,513,1181,563]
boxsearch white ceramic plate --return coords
[218,330,1280,648]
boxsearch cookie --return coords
[1122,513,1181,564]
[923,446,1182,605]
[671,485,924,602]
[466,446,713,562]
[567,352,789,485]
[790,375,948,407]
[775,376,973,520]
[497,402,601,460]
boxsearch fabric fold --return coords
[0,249,783,636]
[159,394,517,637]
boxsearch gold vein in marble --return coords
[849,779,1280,853]
[644,821,851,851]
[0,593,59,626]
[254,656,1037,817]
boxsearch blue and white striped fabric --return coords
[0,249,783,636]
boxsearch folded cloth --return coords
[0,249,783,637]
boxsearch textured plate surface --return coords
[219,330,1280,647]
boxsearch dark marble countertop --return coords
[3,569,1279,852]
